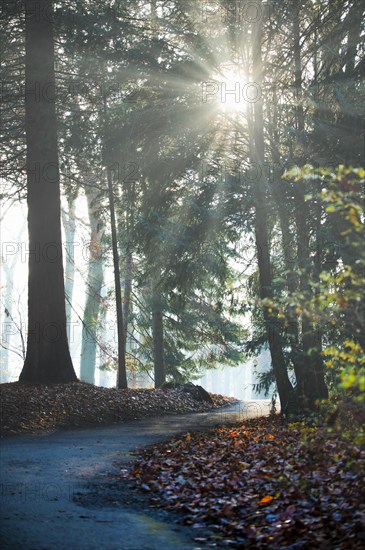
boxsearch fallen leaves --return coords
[127,417,365,548]
[0,382,235,436]
[259,495,274,505]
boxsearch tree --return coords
[248,3,294,411]
[80,185,105,384]
[2,0,361,402]
[19,0,77,383]
[151,278,166,388]
[61,190,77,342]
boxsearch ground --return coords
[1,383,363,548]
[0,401,263,549]
[125,416,365,548]
[0,381,235,436]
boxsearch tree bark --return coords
[20,0,77,383]
[151,282,166,388]
[107,165,128,389]
[80,188,104,384]
[62,196,76,342]
[101,77,128,389]
[292,3,328,404]
[249,2,294,411]
[344,1,364,77]
[1,220,26,381]
[123,248,133,347]
[270,181,309,401]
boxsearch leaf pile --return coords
[0,382,235,436]
[129,417,365,548]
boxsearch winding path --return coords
[1,400,270,549]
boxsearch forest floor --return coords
[2,383,364,548]
[0,381,235,436]
[121,415,365,549]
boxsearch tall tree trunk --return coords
[294,189,328,403]
[267,92,308,406]
[107,165,128,389]
[344,1,364,77]
[292,3,328,404]
[249,3,293,411]
[1,262,16,382]
[62,196,76,342]
[1,220,26,381]
[119,180,134,348]
[123,247,133,347]
[97,300,112,387]
[80,188,104,384]
[20,0,77,383]
[270,180,309,403]
[151,281,165,388]
[101,81,128,389]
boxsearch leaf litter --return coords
[0,381,234,436]
[125,416,365,548]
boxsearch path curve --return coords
[1,400,270,549]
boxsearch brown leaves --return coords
[259,495,274,505]
[0,382,233,436]
[129,417,365,548]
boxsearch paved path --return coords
[0,400,270,550]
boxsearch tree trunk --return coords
[107,165,128,389]
[151,282,165,388]
[249,3,294,411]
[344,1,364,77]
[101,77,128,389]
[270,181,309,403]
[292,3,328,404]
[123,248,133,347]
[62,196,76,342]
[20,0,77,384]
[1,262,16,382]
[80,188,104,384]
[1,220,26,382]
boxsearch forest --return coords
[0,1,364,547]
[1,0,364,411]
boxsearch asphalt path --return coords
[0,400,271,550]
